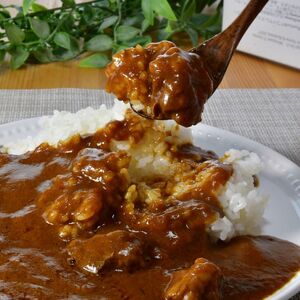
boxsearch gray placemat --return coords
[0,88,299,300]
[0,88,299,166]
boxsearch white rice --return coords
[210,150,268,241]
[2,101,128,155]
[2,101,268,241]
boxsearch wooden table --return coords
[0,51,299,89]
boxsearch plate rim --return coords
[192,123,300,171]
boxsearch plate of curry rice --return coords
[0,103,299,300]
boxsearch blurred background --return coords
[0,0,299,89]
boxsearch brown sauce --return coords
[0,113,299,299]
[105,41,213,127]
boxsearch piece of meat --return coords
[174,144,218,163]
[38,149,132,239]
[72,148,130,190]
[42,187,103,239]
[165,258,222,300]
[123,199,219,250]
[72,148,131,210]
[172,160,233,207]
[0,153,10,166]
[67,230,146,274]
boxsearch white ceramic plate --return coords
[0,117,299,300]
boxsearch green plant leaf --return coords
[0,43,9,50]
[99,16,118,31]
[195,0,219,13]
[125,35,152,47]
[142,0,154,25]
[55,49,79,61]
[5,23,25,45]
[197,10,221,30]
[113,35,152,50]
[123,16,144,27]
[79,53,110,68]
[33,48,54,63]
[157,29,173,41]
[70,36,81,53]
[54,32,71,50]
[0,0,222,69]
[52,36,80,61]
[31,3,47,12]
[206,0,220,6]
[60,14,75,32]
[152,0,177,21]
[29,18,50,39]
[185,27,198,46]
[141,19,150,33]
[61,0,75,8]
[10,47,29,69]
[23,0,35,15]
[181,0,196,21]
[113,43,130,54]
[190,13,210,29]
[0,10,10,20]
[24,30,38,43]
[116,25,140,42]
[165,20,176,33]
[81,5,95,23]
[0,50,5,63]
[85,35,113,52]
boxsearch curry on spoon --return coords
[106,0,269,127]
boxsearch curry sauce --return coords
[0,113,299,299]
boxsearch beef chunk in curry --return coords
[165,258,222,300]
[67,230,147,274]
[38,148,130,240]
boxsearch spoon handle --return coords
[192,0,269,89]
[222,0,269,48]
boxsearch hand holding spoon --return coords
[106,0,269,127]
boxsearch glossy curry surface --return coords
[106,41,213,127]
[0,113,299,299]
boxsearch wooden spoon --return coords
[190,0,270,92]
